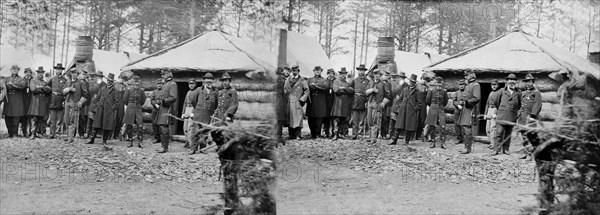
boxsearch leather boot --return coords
[440,137,446,149]
[460,136,472,154]
[429,140,435,148]
[136,125,144,148]
[127,140,134,147]
[157,135,169,153]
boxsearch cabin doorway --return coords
[477,81,505,136]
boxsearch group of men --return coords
[0,64,239,155]
[275,64,542,156]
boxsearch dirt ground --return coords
[0,117,539,214]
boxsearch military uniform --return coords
[3,74,28,137]
[87,77,105,138]
[458,77,480,154]
[484,84,501,148]
[416,81,429,140]
[122,80,146,147]
[89,74,120,147]
[517,74,542,158]
[112,81,127,139]
[322,75,336,138]
[157,76,178,153]
[150,83,163,143]
[189,74,218,153]
[331,70,354,139]
[366,75,391,142]
[424,82,449,148]
[492,85,521,154]
[379,78,393,139]
[182,85,200,146]
[275,72,289,138]
[28,72,51,138]
[306,71,330,138]
[48,74,67,138]
[452,85,465,143]
[20,73,33,137]
[350,72,370,138]
[284,72,309,139]
[392,75,422,145]
[63,74,89,142]
[213,87,239,124]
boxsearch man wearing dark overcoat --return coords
[3,65,28,138]
[20,68,33,137]
[330,67,354,140]
[425,76,449,148]
[350,64,370,139]
[517,73,542,159]
[112,75,128,140]
[365,69,391,143]
[416,76,431,140]
[389,72,407,140]
[214,72,239,124]
[189,73,218,154]
[63,68,89,143]
[306,66,330,139]
[322,69,336,138]
[458,71,481,154]
[284,63,309,140]
[48,63,67,139]
[156,70,178,153]
[491,73,521,156]
[150,79,164,143]
[122,76,146,148]
[275,66,290,140]
[391,74,422,145]
[452,79,466,144]
[28,67,52,139]
[86,71,105,139]
[88,73,119,149]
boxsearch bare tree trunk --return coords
[65,3,72,65]
[364,13,370,64]
[536,0,543,37]
[447,25,453,55]
[586,0,594,55]
[61,2,69,65]
[53,2,59,70]
[352,11,359,75]
[359,11,365,64]
[437,2,444,54]
[189,0,196,38]
[287,0,293,31]
[318,3,324,44]
[139,24,145,53]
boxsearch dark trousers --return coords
[307,117,323,138]
[275,120,288,138]
[351,110,367,136]
[123,124,143,143]
[152,123,160,141]
[159,124,171,149]
[78,113,87,137]
[19,116,30,136]
[322,116,333,137]
[287,127,302,139]
[334,117,348,136]
[49,109,63,136]
[389,118,397,138]
[29,116,45,136]
[381,115,390,138]
[89,128,112,143]
[494,124,513,153]
[5,116,20,137]
[113,120,123,139]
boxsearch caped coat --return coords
[192,87,218,124]
[457,81,481,126]
[87,81,104,115]
[306,75,330,118]
[157,79,178,125]
[214,87,239,121]
[2,75,28,117]
[284,75,309,128]
[331,78,354,118]
[517,89,542,125]
[122,86,146,125]
[395,85,422,131]
[48,76,67,109]
[350,76,369,110]
[275,74,289,123]
[391,83,407,114]
[92,84,119,130]
[28,77,52,116]
[493,87,521,125]
[425,85,449,126]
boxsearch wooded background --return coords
[1,0,598,69]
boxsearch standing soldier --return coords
[275,66,290,140]
[452,79,466,144]
[484,79,501,149]
[3,65,28,138]
[112,75,128,140]
[380,71,393,139]
[517,73,542,159]
[491,74,521,156]
[458,71,481,154]
[182,78,200,148]
[425,76,449,148]
[284,63,309,140]
[330,67,354,140]
[322,69,336,138]
[20,68,33,137]
[350,64,370,140]
[416,76,431,140]
[214,72,239,124]
[391,74,421,145]
[86,71,105,140]
[48,63,67,139]
[63,68,89,143]
[88,73,119,150]
[77,70,91,138]
[389,72,407,141]
[306,66,329,139]
[122,76,146,148]
[150,79,164,144]
[365,69,391,143]
[189,73,218,154]
[156,70,178,153]
[28,67,52,139]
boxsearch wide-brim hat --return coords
[459,79,466,85]
[53,63,65,70]
[326,69,335,74]
[203,72,215,82]
[95,71,104,77]
[106,73,116,81]
[356,64,368,71]
[524,73,535,81]
[339,67,348,74]
[506,73,517,80]
[220,72,232,80]
[408,74,418,82]
[313,66,322,71]
[11,65,20,70]
[397,72,406,78]
[291,62,300,69]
